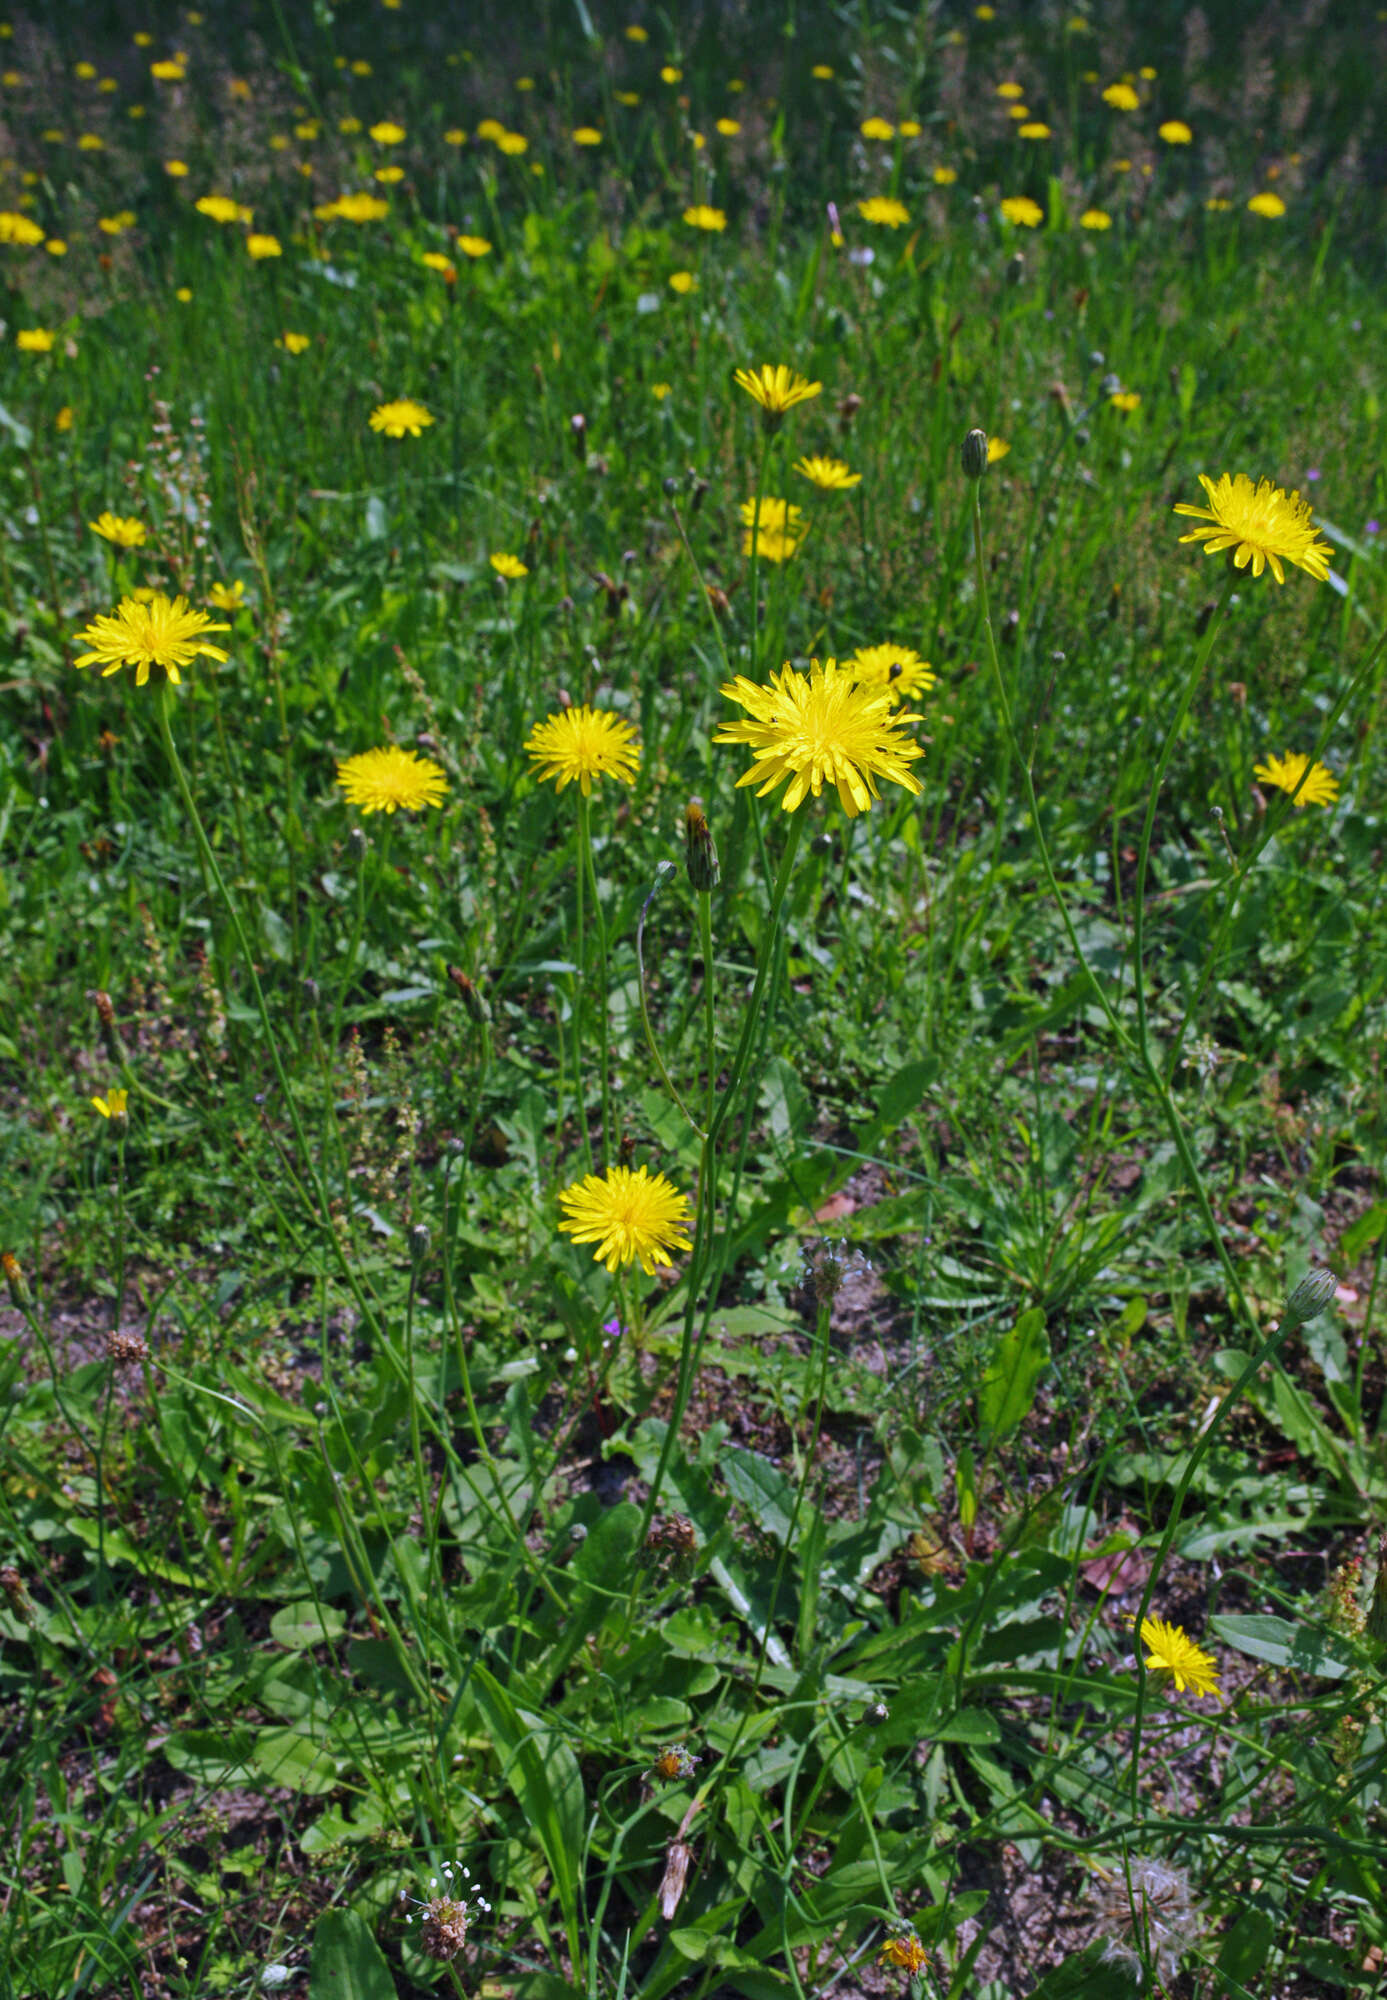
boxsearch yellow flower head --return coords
[878,1929,930,1976]
[89,511,146,547]
[0,211,44,244]
[1000,195,1043,227]
[458,235,492,257]
[336,744,448,815]
[1247,190,1286,218]
[164,157,189,176]
[987,436,1010,462]
[715,117,740,136]
[557,1164,692,1274]
[740,495,807,563]
[996,80,1025,99]
[660,64,682,83]
[1109,390,1141,412]
[683,203,726,231]
[932,164,958,184]
[98,212,136,236]
[496,131,528,155]
[55,405,74,431]
[246,233,282,259]
[1080,207,1112,229]
[77,132,105,150]
[624,23,648,40]
[421,252,456,279]
[811,64,834,79]
[525,705,640,795]
[652,381,672,400]
[325,192,391,223]
[794,455,861,491]
[1253,750,1339,809]
[74,593,231,688]
[208,579,246,611]
[860,116,895,140]
[858,195,910,227]
[16,327,55,352]
[1102,81,1139,109]
[668,269,697,293]
[1174,472,1332,584]
[443,126,466,143]
[716,657,924,817]
[572,126,603,145]
[1139,1616,1220,1699]
[150,59,186,81]
[196,193,251,224]
[369,398,433,438]
[733,362,822,422]
[489,551,529,578]
[277,331,311,353]
[374,165,405,183]
[91,1088,129,1121]
[1018,121,1051,139]
[1159,119,1193,144]
[846,643,937,704]
[369,120,405,144]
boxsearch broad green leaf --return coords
[308,1908,396,2000]
[721,1447,795,1542]
[1339,1202,1387,1262]
[270,1601,347,1650]
[978,1308,1050,1441]
[1209,1612,1360,1680]
[468,1664,583,1958]
[252,1728,342,1794]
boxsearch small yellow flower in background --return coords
[443,126,466,143]
[975,3,996,15]
[996,80,1025,99]
[683,203,726,231]
[246,233,281,259]
[1174,472,1332,584]
[932,164,958,184]
[176,286,192,302]
[525,705,641,795]
[268,133,290,150]
[16,327,54,352]
[624,22,648,39]
[374,164,405,183]
[350,58,372,75]
[98,212,136,236]
[1254,750,1339,808]
[794,455,861,491]
[878,1928,930,1976]
[859,115,895,140]
[91,1089,128,1121]
[660,64,682,83]
[1006,104,1031,120]
[133,31,153,46]
[811,64,834,79]
[336,745,447,815]
[196,194,251,224]
[651,381,672,400]
[55,405,74,431]
[734,362,822,422]
[1112,157,1133,173]
[741,496,807,563]
[1139,1616,1220,1699]
[75,60,97,79]
[1080,207,1112,229]
[277,331,311,354]
[489,551,529,578]
[340,115,363,134]
[614,91,639,107]
[475,118,506,143]
[150,59,185,81]
[557,1164,692,1275]
[369,120,405,144]
[421,251,456,278]
[294,119,319,140]
[74,594,230,688]
[208,579,246,611]
[847,643,937,703]
[1019,121,1051,139]
[1159,119,1193,143]
[90,512,146,547]
[858,196,910,227]
[515,76,535,92]
[496,130,528,155]
[1109,390,1141,412]
[457,235,492,258]
[987,436,1011,463]
[1000,195,1043,227]
[325,192,391,223]
[78,132,105,150]
[1102,81,1139,109]
[715,117,740,136]
[228,75,251,99]
[668,269,697,293]
[899,118,922,136]
[572,125,602,145]
[369,398,433,439]
[0,210,44,244]
[716,658,924,817]
[1247,190,1286,218]
[164,157,189,176]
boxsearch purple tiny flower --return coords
[1366,520,1380,536]
[1305,468,1321,482]
[602,1317,623,1338]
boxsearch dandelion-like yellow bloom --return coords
[374,165,405,184]
[326,192,391,223]
[660,64,682,83]
[1000,195,1043,227]
[1159,119,1193,143]
[164,157,189,176]
[421,253,456,280]
[208,580,246,611]
[1080,207,1112,229]
[196,193,251,224]
[77,132,104,149]
[91,1088,128,1120]
[572,126,602,145]
[716,657,924,817]
[683,203,726,231]
[668,269,696,293]
[496,131,528,155]
[89,512,146,547]
[1253,750,1339,808]
[55,405,74,431]
[443,126,465,143]
[858,196,910,227]
[740,496,807,564]
[525,705,640,795]
[489,551,529,578]
[557,1164,692,1275]
[369,398,433,438]
[277,331,311,354]
[847,643,937,704]
[1174,473,1331,584]
[98,211,136,236]
[369,119,405,144]
[878,1931,929,1975]
[932,164,958,184]
[1109,390,1141,412]
[1139,1616,1220,1698]
[246,233,282,259]
[0,210,44,245]
[16,328,54,352]
[458,235,491,257]
[1247,190,1286,219]
[860,116,895,140]
[1018,121,1051,139]
[1102,81,1139,109]
[996,80,1025,99]
[150,59,185,80]
[74,594,230,688]
[715,117,740,136]
[987,436,1010,463]
[652,382,672,400]
[336,745,447,815]
[794,455,861,491]
[811,63,834,79]
[734,362,822,418]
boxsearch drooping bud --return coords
[1282,1267,1337,1330]
[961,427,989,480]
[684,800,720,892]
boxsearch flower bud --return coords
[1006,250,1026,284]
[447,965,492,1025]
[1282,1267,1336,1330]
[569,411,587,459]
[684,800,720,892]
[961,428,989,480]
[2,1250,27,1306]
[862,1699,890,1726]
[410,1222,431,1263]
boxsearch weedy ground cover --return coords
[1,2,1387,1996]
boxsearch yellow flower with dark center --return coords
[1018,121,1051,139]
[458,235,491,257]
[1102,81,1139,109]
[847,643,936,703]
[573,126,602,145]
[668,269,696,292]
[716,657,924,817]
[74,593,230,688]
[0,210,43,244]
[1253,750,1338,809]
[90,512,146,547]
[1159,119,1193,143]
[91,1089,128,1120]
[734,362,822,418]
[740,496,807,563]
[196,194,251,224]
[16,327,54,352]
[860,116,894,140]
[1174,473,1331,584]
[369,120,405,144]
[683,203,726,231]
[557,1165,692,1275]
[1080,207,1111,229]
[878,1930,930,1975]
[246,233,281,259]
[794,455,861,490]
[858,196,910,227]
[1000,195,1043,226]
[987,436,1010,462]
[525,705,641,795]
[336,745,448,815]
[1139,1616,1220,1698]
[489,551,529,578]
[1109,390,1141,412]
[1247,190,1285,218]
[369,399,433,439]
[208,580,246,611]
[277,331,311,353]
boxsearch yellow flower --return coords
[150,59,185,80]
[878,1930,930,1976]
[525,705,641,795]
[899,118,921,137]
[734,362,822,419]
[846,643,936,703]
[443,127,466,143]
[74,60,97,79]
[277,331,311,353]
[811,63,834,79]
[374,165,405,183]
[369,120,405,144]
[336,745,447,815]
[715,117,740,136]
[651,381,672,400]
[987,436,1010,462]
[573,126,602,145]
[1204,195,1232,211]
[45,238,66,257]
[1112,157,1133,173]
[932,164,958,184]
[1018,121,1051,139]
[668,269,696,293]
[1007,104,1031,120]
[716,657,924,817]
[228,76,251,99]
[208,580,246,611]
[996,80,1025,98]
[176,286,192,302]
[489,551,529,578]
[421,252,456,278]
[246,233,282,259]
[1000,195,1043,226]
[133,31,153,45]
[1102,81,1139,109]
[164,157,189,176]
[975,3,996,15]
[516,76,535,92]
[350,58,372,74]
[496,131,528,155]
[1247,190,1286,218]
[326,192,391,223]
[1159,119,1193,143]
[16,327,54,352]
[614,92,639,107]
[794,455,861,491]
[55,405,74,431]
[660,64,682,83]
[1173,473,1331,584]
[557,1164,692,1275]
[89,511,146,547]
[74,593,231,688]
[369,399,433,439]
[340,115,363,134]
[1139,1616,1220,1699]
[98,212,136,236]
[1109,390,1141,412]
[858,195,910,227]
[1080,207,1112,229]
[683,203,726,231]
[91,1089,128,1121]
[0,210,44,244]
[295,119,319,141]
[624,23,648,40]
[196,194,251,224]
[475,118,506,143]
[740,496,807,563]
[1253,750,1339,809]
[77,133,105,150]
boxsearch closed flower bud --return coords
[410,1222,431,1263]
[569,411,587,458]
[1283,1267,1336,1330]
[1006,250,1026,284]
[684,800,720,891]
[2,1250,27,1305]
[447,965,492,1024]
[962,427,989,479]
[862,1699,890,1726]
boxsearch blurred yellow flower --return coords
[1253,750,1338,809]
[443,126,466,143]
[55,405,74,430]
[164,158,189,176]
[624,23,648,39]
[858,196,910,226]
[932,164,958,184]
[669,269,697,293]
[1080,208,1112,229]
[1000,195,1043,226]
[794,455,861,490]
[324,193,390,222]
[91,1089,128,1120]
[734,362,822,418]
[652,381,672,400]
[369,120,405,144]
[369,398,433,438]
[197,194,251,224]
[421,251,455,275]
[683,203,726,230]
[208,580,246,611]
[1159,119,1193,144]
[846,643,936,703]
[489,551,529,578]
[740,495,807,563]
[45,237,67,255]
[811,64,834,79]
[860,116,894,140]
[987,436,1010,462]
[1018,121,1051,139]
[996,80,1025,98]
[277,331,311,353]
[1109,390,1141,412]
[90,511,146,545]
[572,126,602,145]
[340,115,363,134]
[150,59,186,80]
[660,64,682,83]
[458,235,492,257]
[77,132,105,150]
[16,327,54,351]
[716,117,740,136]
[0,211,44,244]
[1247,190,1286,218]
[246,233,281,259]
[374,165,405,182]
[497,130,528,154]
[1102,81,1139,109]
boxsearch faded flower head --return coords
[1092,1856,1203,1986]
[398,1857,490,1963]
[648,1743,699,1782]
[878,1926,930,1976]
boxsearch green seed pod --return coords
[1283,1267,1336,1330]
[962,427,989,480]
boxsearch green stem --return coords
[577,791,613,1167]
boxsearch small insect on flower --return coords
[89,512,146,547]
[846,643,936,704]
[369,398,433,438]
[648,1743,699,1782]
[1174,472,1332,583]
[336,745,448,816]
[398,1857,491,1964]
[878,1926,930,1976]
[557,1164,692,1274]
[1138,1616,1221,1698]
[525,705,640,795]
[1253,750,1339,809]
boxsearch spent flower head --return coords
[1092,1856,1203,1986]
[398,1857,490,1963]
[1174,472,1332,584]
[716,657,924,817]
